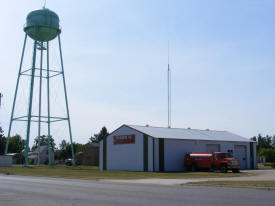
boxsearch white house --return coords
[99,125,257,172]
[28,145,54,164]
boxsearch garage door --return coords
[234,145,247,169]
[206,144,220,152]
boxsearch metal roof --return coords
[126,125,252,142]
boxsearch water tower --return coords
[5,7,76,166]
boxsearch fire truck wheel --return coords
[184,166,190,171]
[191,164,197,172]
[220,165,228,173]
[232,169,240,173]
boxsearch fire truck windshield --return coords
[217,153,232,158]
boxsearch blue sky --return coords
[1,0,275,145]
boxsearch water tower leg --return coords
[58,34,76,166]
[37,42,44,166]
[5,34,28,155]
[46,41,52,166]
[24,39,38,166]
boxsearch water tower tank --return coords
[24,8,60,41]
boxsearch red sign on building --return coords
[113,134,135,145]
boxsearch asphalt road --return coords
[0,174,274,206]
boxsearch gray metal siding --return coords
[148,137,154,172]
[106,126,144,171]
[206,144,220,152]
[154,138,159,172]
[234,145,247,169]
[0,156,12,167]
[253,142,257,169]
[164,139,251,171]
[159,138,164,172]
[99,141,103,170]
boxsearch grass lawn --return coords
[187,181,275,188]
[258,163,275,170]
[0,165,253,180]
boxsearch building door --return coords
[234,145,247,169]
[206,144,220,152]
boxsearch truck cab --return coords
[212,152,240,173]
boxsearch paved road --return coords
[0,174,274,206]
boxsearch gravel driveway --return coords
[105,170,275,186]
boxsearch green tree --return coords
[0,126,6,155]
[272,135,275,148]
[251,134,272,152]
[258,148,275,162]
[32,135,56,151]
[55,140,68,160]
[8,135,25,153]
[1,134,26,154]
[55,140,84,160]
[90,126,109,143]
[1,132,26,163]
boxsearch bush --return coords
[28,159,35,165]
[14,153,24,164]
[258,148,275,162]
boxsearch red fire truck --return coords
[184,152,240,173]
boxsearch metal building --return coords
[99,125,257,171]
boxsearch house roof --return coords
[34,145,48,153]
[126,125,252,143]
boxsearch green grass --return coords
[0,165,252,180]
[187,181,275,188]
[258,163,275,170]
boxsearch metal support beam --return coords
[24,38,38,166]
[37,41,44,166]
[21,68,62,74]
[58,34,76,166]
[46,41,52,166]
[21,73,47,78]
[12,115,28,121]
[5,34,27,154]
[50,119,68,123]
[20,68,32,74]
[49,72,62,78]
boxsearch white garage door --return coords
[234,145,247,169]
[206,144,220,152]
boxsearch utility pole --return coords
[167,41,171,128]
